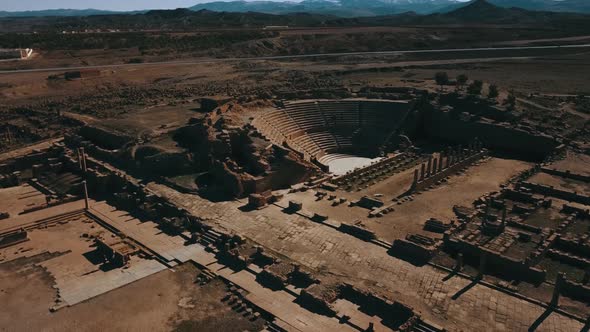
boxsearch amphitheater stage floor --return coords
[320,154,382,175]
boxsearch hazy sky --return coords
[1,0,219,12]
[0,0,471,12]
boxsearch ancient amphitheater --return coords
[253,99,412,174]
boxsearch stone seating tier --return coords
[255,100,410,161]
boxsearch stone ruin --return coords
[408,139,486,194]
[298,282,421,331]
[2,86,589,330]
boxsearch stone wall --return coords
[424,108,557,158]
[339,283,419,331]
[0,228,28,249]
[339,222,376,241]
[391,238,437,264]
[562,278,590,303]
[562,204,590,218]
[519,181,590,206]
[298,284,338,317]
[541,167,590,183]
[79,126,134,150]
[0,143,65,187]
[445,239,547,284]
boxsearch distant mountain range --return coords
[189,0,590,16]
[341,0,590,27]
[188,0,464,17]
[1,0,587,34]
[1,0,590,18]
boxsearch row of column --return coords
[411,140,484,190]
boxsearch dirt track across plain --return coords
[2,43,590,75]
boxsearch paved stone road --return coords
[89,200,355,332]
[148,183,585,331]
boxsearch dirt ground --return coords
[2,46,589,102]
[550,152,590,176]
[528,172,590,195]
[0,184,47,216]
[0,262,263,332]
[289,157,531,242]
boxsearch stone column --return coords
[438,155,444,171]
[80,147,87,172]
[412,169,419,189]
[427,156,433,177]
[84,149,88,172]
[76,148,82,169]
[82,180,89,210]
[446,146,453,168]
[420,163,426,181]
[432,158,438,174]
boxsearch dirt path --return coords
[2,43,590,75]
[518,97,590,120]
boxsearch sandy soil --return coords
[0,184,47,216]
[528,172,590,195]
[288,157,531,242]
[360,157,531,241]
[550,152,590,177]
[0,262,263,332]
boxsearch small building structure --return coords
[0,48,33,60]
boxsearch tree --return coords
[456,74,468,91]
[504,92,517,110]
[467,80,483,95]
[488,84,499,99]
[435,72,449,92]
